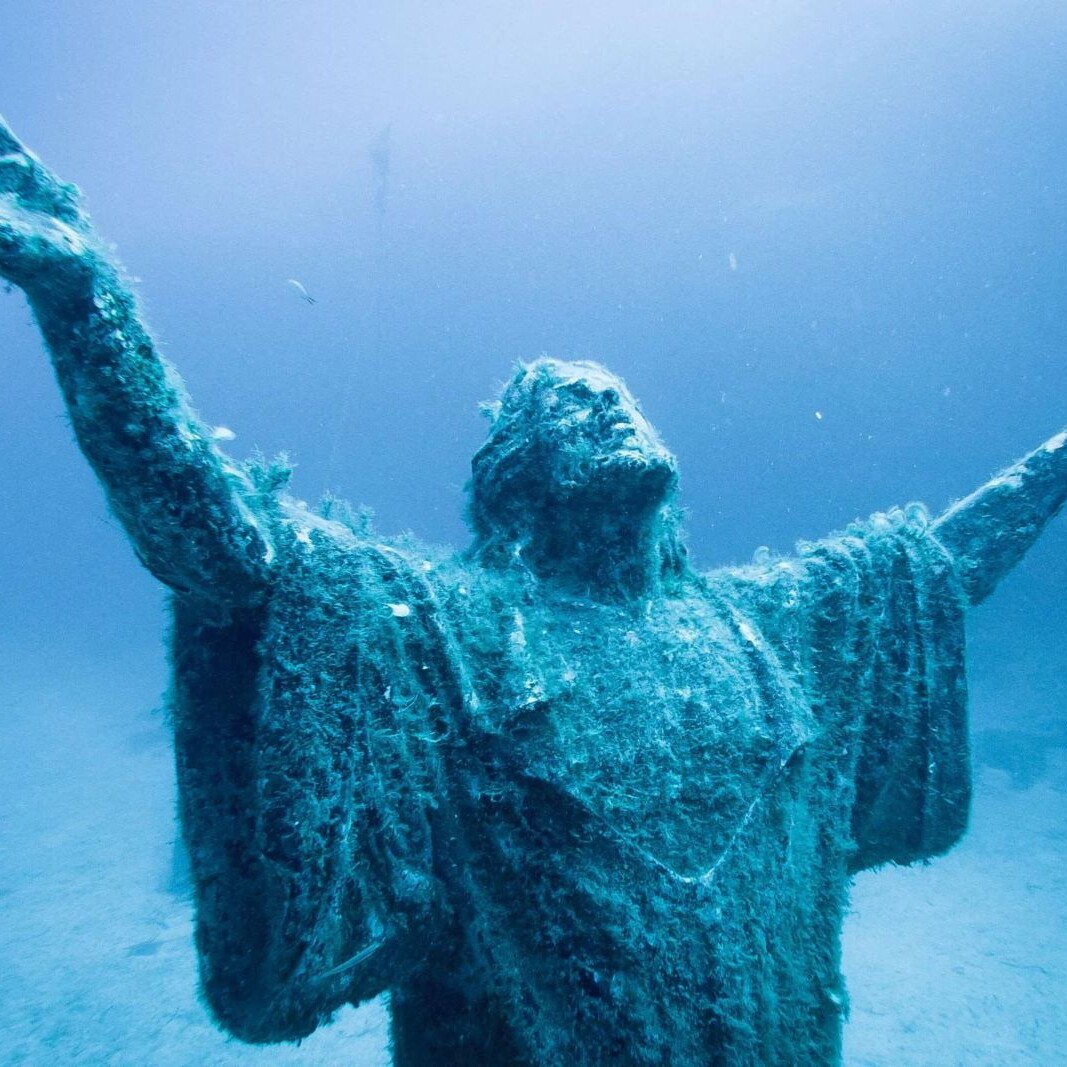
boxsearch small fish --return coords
[286,278,316,305]
[317,939,383,981]
[387,602,411,618]
[126,939,162,957]
[728,252,738,272]
[210,426,236,442]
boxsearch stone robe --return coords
[172,503,969,1066]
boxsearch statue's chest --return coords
[474,594,814,879]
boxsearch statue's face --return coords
[537,361,677,503]
[468,359,683,564]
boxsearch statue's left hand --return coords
[0,117,95,295]
[933,429,1067,606]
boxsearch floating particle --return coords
[286,278,316,305]
[728,252,738,272]
[210,426,236,442]
[387,602,411,618]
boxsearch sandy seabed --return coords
[2,669,1065,1066]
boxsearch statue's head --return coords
[467,359,686,593]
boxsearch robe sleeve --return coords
[798,518,971,872]
[722,513,971,875]
[171,519,459,1043]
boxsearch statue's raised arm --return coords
[0,119,272,613]
[932,428,1067,606]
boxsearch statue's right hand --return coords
[0,117,94,294]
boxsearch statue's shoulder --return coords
[696,507,936,601]
[253,494,473,613]
[697,555,804,603]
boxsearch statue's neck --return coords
[519,497,663,602]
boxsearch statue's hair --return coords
[467,360,558,544]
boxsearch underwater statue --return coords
[2,118,1065,1066]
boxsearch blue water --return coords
[1,3,1066,1063]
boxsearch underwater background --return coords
[1,2,1065,1063]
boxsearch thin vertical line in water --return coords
[325,124,391,497]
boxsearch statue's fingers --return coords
[0,150,34,199]
[0,145,84,226]
[0,116,25,157]
[0,202,89,290]
[0,120,85,226]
